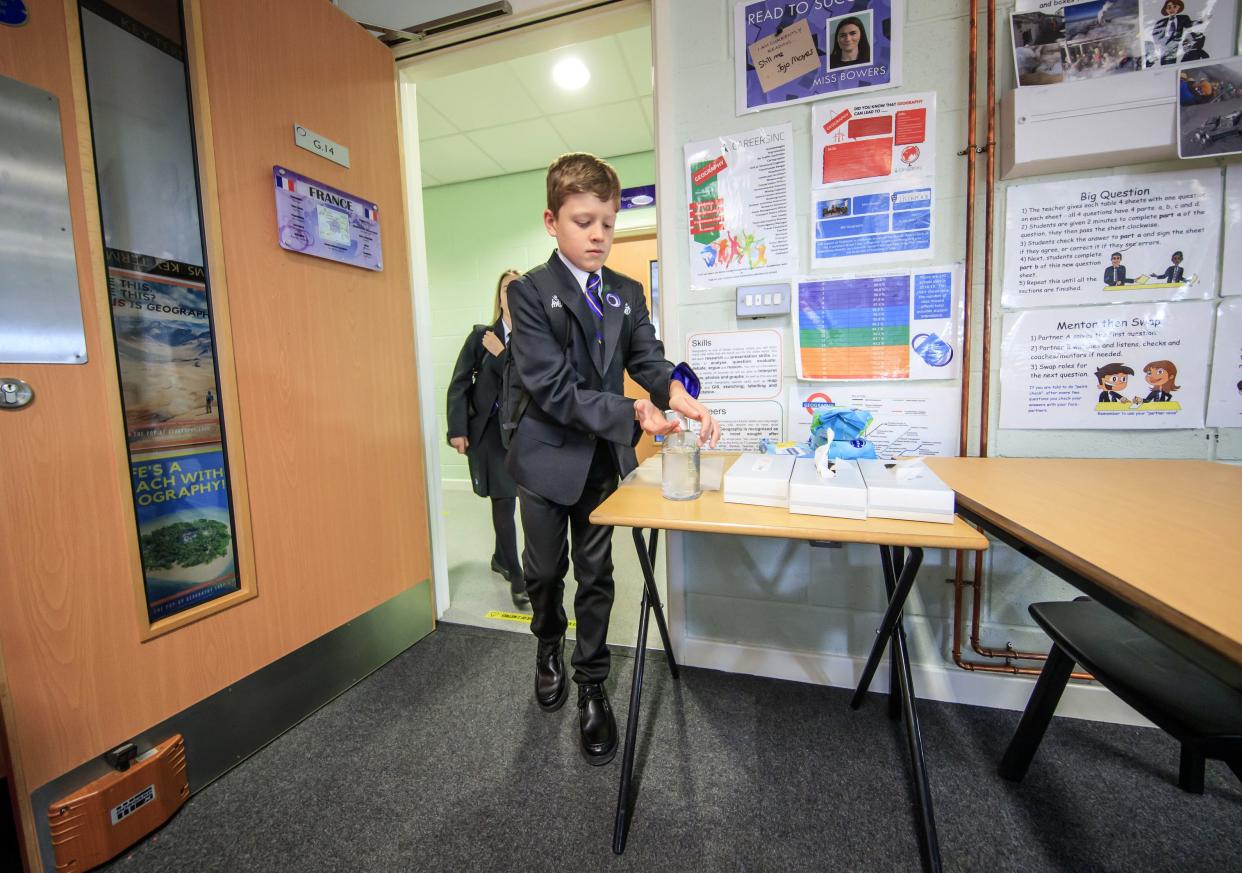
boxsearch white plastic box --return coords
[858,459,955,524]
[723,453,795,508]
[788,459,868,520]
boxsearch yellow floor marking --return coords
[484,610,576,629]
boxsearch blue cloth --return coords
[811,405,873,443]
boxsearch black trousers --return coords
[518,442,618,684]
[490,497,520,577]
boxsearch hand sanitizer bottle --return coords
[661,410,701,500]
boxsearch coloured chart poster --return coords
[274,165,382,271]
[685,125,796,289]
[735,0,903,115]
[1002,168,1222,307]
[811,180,933,268]
[1207,299,1242,427]
[794,265,962,381]
[999,300,1212,429]
[811,91,936,187]
[787,384,961,457]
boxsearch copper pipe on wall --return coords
[949,0,1091,679]
[950,0,980,677]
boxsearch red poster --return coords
[823,139,893,184]
[846,116,893,138]
[894,108,927,145]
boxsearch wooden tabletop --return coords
[925,457,1242,668]
[591,454,988,551]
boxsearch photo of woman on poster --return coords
[829,13,872,69]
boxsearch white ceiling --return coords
[413,25,653,187]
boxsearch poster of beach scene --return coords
[107,253,222,451]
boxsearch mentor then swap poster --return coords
[736,0,903,114]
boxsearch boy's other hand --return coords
[450,436,469,454]
[482,330,505,357]
[668,381,721,449]
[634,399,681,437]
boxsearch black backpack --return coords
[499,267,574,449]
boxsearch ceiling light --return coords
[552,58,590,91]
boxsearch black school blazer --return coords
[506,251,673,505]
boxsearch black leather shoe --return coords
[510,578,530,609]
[535,637,567,711]
[577,683,617,766]
[490,555,514,582]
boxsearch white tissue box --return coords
[723,453,795,507]
[858,459,955,524]
[788,459,868,519]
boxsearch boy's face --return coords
[545,192,617,274]
[1111,254,1121,266]
[1100,372,1128,392]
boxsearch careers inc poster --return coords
[685,124,797,289]
[1002,168,1222,307]
[999,301,1212,430]
[736,0,903,115]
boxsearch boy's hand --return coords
[634,399,681,437]
[668,381,721,449]
[450,436,469,454]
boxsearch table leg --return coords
[851,546,923,705]
[850,546,942,873]
[613,527,679,855]
[637,529,679,679]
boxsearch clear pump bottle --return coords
[661,410,701,500]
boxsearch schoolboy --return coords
[506,153,720,765]
[1095,362,1134,402]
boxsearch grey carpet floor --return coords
[105,622,1242,873]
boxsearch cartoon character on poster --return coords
[1092,359,1183,411]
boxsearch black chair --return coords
[999,598,1242,793]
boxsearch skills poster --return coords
[685,125,797,289]
[1003,169,1222,306]
[735,0,903,114]
[686,329,783,400]
[795,265,962,381]
[1207,299,1242,427]
[999,301,1212,429]
[787,384,961,457]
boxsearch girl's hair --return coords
[830,17,871,66]
[1163,0,1185,13]
[494,269,521,322]
[1144,360,1180,392]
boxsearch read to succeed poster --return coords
[735,0,903,115]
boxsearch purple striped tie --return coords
[585,273,604,347]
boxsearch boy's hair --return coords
[1095,362,1134,384]
[1110,252,1122,260]
[546,152,621,215]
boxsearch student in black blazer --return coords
[446,269,528,608]
[1104,252,1132,286]
[507,153,720,766]
[1151,251,1186,284]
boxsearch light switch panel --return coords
[736,283,789,319]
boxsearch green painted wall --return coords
[424,150,656,482]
